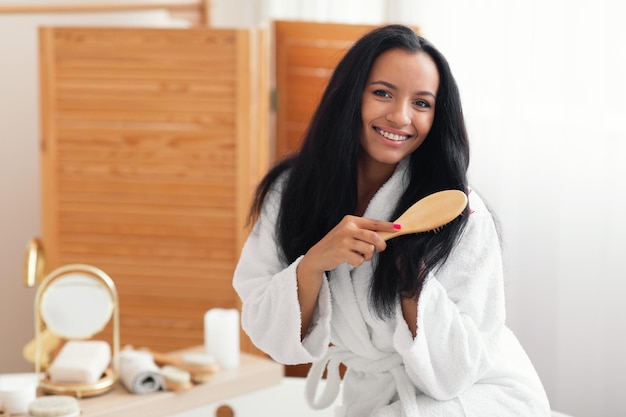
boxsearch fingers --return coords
[353,228,386,253]
[352,239,376,261]
[360,217,401,233]
[339,216,395,266]
[346,240,381,268]
[349,217,397,251]
[303,216,398,272]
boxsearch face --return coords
[360,48,439,174]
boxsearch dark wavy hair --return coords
[250,24,470,317]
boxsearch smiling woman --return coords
[233,24,552,417]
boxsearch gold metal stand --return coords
[34,264,120,398]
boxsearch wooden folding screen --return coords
[273,21,377,159]
[39,26,267,353]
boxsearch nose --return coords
[385,100,411,126]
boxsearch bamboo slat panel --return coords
[273,21,377,158]
[39,26,266,353]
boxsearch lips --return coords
[374,127,411,142]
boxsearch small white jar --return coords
[0,373,38,415]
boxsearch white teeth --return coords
[376,128,409,141]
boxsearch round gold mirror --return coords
[40,273,113,339]
[34,264,120,398]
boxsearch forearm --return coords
[296,253,325,339]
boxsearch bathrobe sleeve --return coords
[232,182,332,365]
[392,190,506,400]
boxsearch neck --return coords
[356,155,397,216]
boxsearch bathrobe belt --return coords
[305,345,419,415]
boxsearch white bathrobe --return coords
[233,161,551,417]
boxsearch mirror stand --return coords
[34,264,120,398]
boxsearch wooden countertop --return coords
[78,350,283,417]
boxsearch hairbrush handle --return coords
[377,190,467,241]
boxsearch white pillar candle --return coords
[204,308,240,369]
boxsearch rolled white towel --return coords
[48,341,111,384]
[119,350,164,394]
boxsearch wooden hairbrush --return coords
[377,189,468,241]
[148,350,220,384]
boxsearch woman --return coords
[233,25,551,416]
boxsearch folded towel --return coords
[48,340,111,384]
[119,350,164,394]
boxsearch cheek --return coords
[416,113,435,136]
[361,95,392,123]
[360,99,376,124]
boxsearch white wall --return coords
[0,14,40,374]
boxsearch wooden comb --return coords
[377,189,468,241]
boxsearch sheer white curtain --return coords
[410,2,626,417]
[264,0,385,24]
[211,0,389,27]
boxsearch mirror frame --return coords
[23,237,45,287]
[40,273,114,339]
[34,264,120,397]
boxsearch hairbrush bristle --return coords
[431,212,464,233]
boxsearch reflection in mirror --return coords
[40,274,113,339]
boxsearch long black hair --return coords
[250,24,470,317]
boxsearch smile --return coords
[375,127,410,142]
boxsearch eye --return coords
[373,89,391,98]
[413,99,432,109]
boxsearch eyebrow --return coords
[369,80,436,99]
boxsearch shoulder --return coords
[464,187,500,237]
[467,187,493,219]
[258,169,290,219]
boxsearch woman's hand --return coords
[296,216,399,339]
[302,216,399,273]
